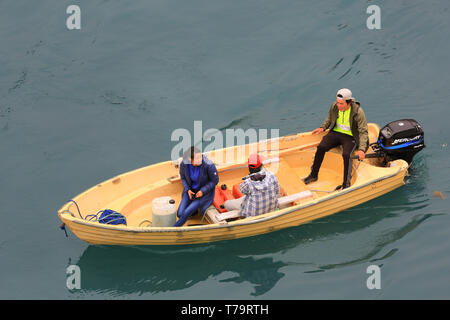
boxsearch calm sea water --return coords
[1,0,449,299]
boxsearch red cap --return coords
[248,154,263,169]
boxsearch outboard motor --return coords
[370,119,425,164]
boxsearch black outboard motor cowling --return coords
[376,119,425,164]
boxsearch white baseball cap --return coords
[336,88,354,101]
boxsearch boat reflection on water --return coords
[73,159,430,297]
[75,244,286,297]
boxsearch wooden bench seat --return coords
[204,190,313,224]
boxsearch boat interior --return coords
[65,124,389,228]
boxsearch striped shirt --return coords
[239,168,280,217]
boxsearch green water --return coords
[1,0,449,299]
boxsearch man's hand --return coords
[188,190,195,199]
[357,150,365,160]
[195,190,203,198]
[312,127,324,135]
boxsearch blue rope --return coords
[83,209,127,225]
[66,199,84,219]
[59,200,83,238]
[84,210,108,222]
[85,210,103,221]
[59,201,126,238]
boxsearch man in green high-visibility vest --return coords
[303,88,369,190]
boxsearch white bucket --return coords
[151,196,177,227]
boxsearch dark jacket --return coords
[179,155,219,215]
[319,101,369,152]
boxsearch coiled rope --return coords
[59,200,126,238]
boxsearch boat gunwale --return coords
[60,163,406,233]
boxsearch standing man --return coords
[303,88,369,190]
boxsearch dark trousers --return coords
[311,130,356,185]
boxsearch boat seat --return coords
[217,210,241,222]
[275,159,311,204]
[205,189,313,224]
[204,206,220,224]
[277,190,313,209]
[204,206,240,224]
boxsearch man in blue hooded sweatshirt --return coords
[174,146,219,227]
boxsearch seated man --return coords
[302,88,369,190]
[224,154,280,217]
[174,146,219,227]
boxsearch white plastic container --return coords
[151,196,177,227]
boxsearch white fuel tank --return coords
[151,196,176,227]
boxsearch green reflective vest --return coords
[333,107,353,136]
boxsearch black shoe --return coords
[303,173,318,184]
[335,182,350,191]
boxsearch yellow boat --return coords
[57,123,413,245]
